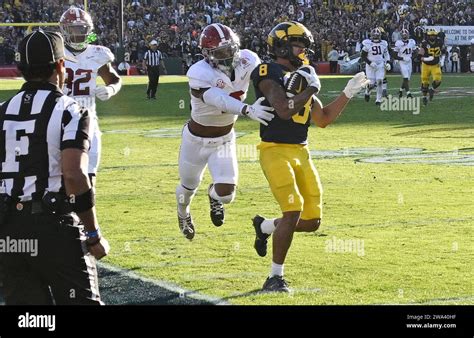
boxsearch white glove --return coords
[368,61,378,69]
[343,72,371,99]
[242,97,275,126]
[295,65,321,92]
[384,63,391,71]
[95,85,115,101]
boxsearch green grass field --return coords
[1,73,472,305]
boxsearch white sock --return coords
[399,87,403,92]
[209,184,219,200]
[376,84,383,101]
[261,218,276,234]
[270,262,284,277]
[176,184,196,217]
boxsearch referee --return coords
[0,30,109,305]
[143,40,167,99]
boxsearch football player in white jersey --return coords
[361,28,390,105]
[176,23,274,240]
[393,29,417,98]
[59,7,122,185]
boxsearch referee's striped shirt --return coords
[0,82,90,201]
[144,49,162,66]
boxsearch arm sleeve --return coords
[202,87,246,116]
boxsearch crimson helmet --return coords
[199,23,240,75]
[370,28,382,42]
[59,7,93,51]
[401,29,410,41]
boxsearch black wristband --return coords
[69,188,95,213]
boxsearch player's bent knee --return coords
[309,218,321,232]
[214,183,235,197]
[215,191,235,204]
[282,211,301,226]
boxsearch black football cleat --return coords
[252,215,270,257]
[407,93,413,98]
[208,184,224,227]
[375,101,381,106]
[399,90,403,98]
[423,97,428,106]
[364,93,370,102]
[178,213,195,240]
[429,88,435,101]
[262,275,290,293]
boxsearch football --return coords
[285,71,308,98]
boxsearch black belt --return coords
[10,200,45,214]
[10,192,72,215]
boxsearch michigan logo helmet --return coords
[267,21,314,67]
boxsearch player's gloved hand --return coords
[242,97,275,126]
[385,63,391,71]
[343,72,371,99]
[87,235,110,260]
[369,61,378,69]
[295,65,321,92]
[95,85,115,101]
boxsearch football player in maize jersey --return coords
[393,29,417,98]
[250,21,370,292]
[419,29,444,106]
[60,7,122,185]
[361,28,391,105]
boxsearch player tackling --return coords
[175,23,274,240]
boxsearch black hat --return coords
[18,30,76,66]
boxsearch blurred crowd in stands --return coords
[0,0,473,72]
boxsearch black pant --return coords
[0,205,102,305]
[329,61,338,73]
[146,65,160,98]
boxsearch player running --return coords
[419,28,445,106]
[250,21,369,292]
[361,28,391,105]
[175,23,274,240]
[393,29,417,98]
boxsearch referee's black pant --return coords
[146,65,160,98]
[0,203,102,305]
